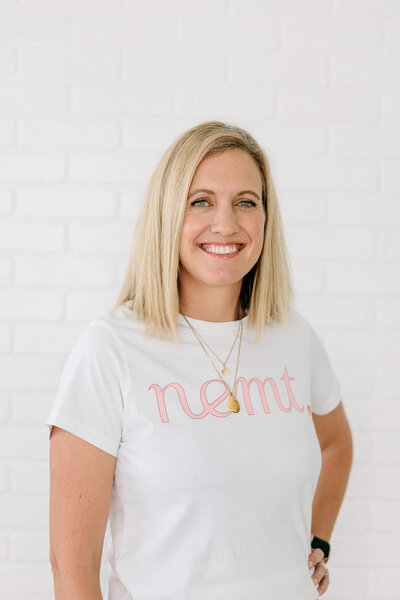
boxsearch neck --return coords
[179,285,244,322]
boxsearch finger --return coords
[314,569,330,596]
[308,548,325,569]
[311,561,329,586]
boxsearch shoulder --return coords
[284,307,311,338]
[92,300,142,339]
[271,308,320,353]
[66,304,138,368]
[62,319,126,379]
[88,301,150,357]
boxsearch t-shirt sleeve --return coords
[45,320,127,457]
[307,320,342,415]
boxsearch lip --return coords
[197,242,246,259]
[198,242,246,248]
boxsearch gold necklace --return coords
[181,315,243,413]
[195,322,241,375]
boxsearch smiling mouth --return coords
[198,243,246,256]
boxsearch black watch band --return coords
[311,535,330,560]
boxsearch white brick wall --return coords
[1,1,399,599]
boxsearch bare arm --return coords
[49,426,117,599]
[311,401,353,542]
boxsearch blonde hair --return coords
[112,120,294,343]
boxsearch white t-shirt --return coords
[46,301,342,600]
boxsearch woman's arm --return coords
[52,564,102,600]
[49,426,117,599]
[311,401,353,542]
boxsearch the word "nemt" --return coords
[148,366,311,422]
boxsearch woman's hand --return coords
[308,548,329,596]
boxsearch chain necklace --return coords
[196,321,241,375]
[181,314,244,413]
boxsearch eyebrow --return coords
[187,188,261,201]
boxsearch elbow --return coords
[322,429,353,464]
[49,547,59,576]
[344,424,354,464]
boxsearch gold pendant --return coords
[228,394,240,413]
[222,366,229,375]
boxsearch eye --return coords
[190,199,257,207]
[238,200,256,207]
[190,199,209,207]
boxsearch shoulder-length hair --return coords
[112,120,294,344]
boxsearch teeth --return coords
[202,244,240,255]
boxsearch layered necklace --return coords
[181,313,244,413]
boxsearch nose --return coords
[209,205,241,235]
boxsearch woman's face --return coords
[178,147,266,295]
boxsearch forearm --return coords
[52,563,103,600]
[311,442,353,542]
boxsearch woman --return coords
[46,121,353,599]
